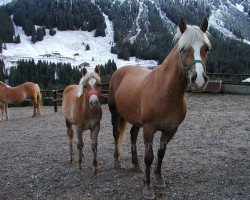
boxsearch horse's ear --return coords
[94,66,100,75]
[200,18,208,33]
[82,67,87,76]
[179,18,186,34]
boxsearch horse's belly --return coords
[115,90,141,125]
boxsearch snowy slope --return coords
[0,0,12,6]
[1,14,157,70]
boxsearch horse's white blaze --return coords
[192,42,205,87]
[89,78,96,88]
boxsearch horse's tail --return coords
[36,84,42,111]
[118,118,127,145]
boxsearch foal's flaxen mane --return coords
[173,25,211,51]
[77,71,101,97]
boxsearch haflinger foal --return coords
[108,18,211,199]
[62,66,102,174]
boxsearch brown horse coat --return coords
[62,67,102,174]
[0,81,41,117]
[108,18,211,199]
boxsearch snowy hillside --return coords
[1,13,157,70]
[0,0,12,6]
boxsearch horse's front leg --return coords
[5,103,8,120]
[76,126,84,170]
[153,128,177,187]
[142,125,155,200]
[66,120,74,163]
[90,122,100,175]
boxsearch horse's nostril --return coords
[191,73,197,84]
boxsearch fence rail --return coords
[9,73,249,111]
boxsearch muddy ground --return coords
[0,94,249,200]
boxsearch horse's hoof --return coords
[78,163,83,171]
[132,164,144,173]
[142,184,155,199]
[114,161,122,169]
[154,178,166,188]
[154,173,166,188]
[93,168,100,175]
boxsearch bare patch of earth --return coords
[0,94,249,199]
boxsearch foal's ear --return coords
[82,67,87,76]
[200,18,208,33]
[94,66,100,75]
[179,18,186,34]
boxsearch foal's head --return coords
[78,66,102,109]
[174,18,211,90]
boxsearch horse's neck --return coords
[156,48,187,99]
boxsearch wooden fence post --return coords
[53,90,57,112]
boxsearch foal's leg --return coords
[153,128,177,187]
[90,122,100,174]
[4,103,8,120]
[0,107,3,120]
[76,126,84,170]
[66,120,74,162]
[110,108,127,169]
[130,125,143,172]
[142,125,155,200]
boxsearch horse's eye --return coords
[180,48,186,53]
[83,85,87,88]
[204,46,210,53]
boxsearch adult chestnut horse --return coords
[0,81,42,119]
[108,18,211,199]
[62,66,102,174]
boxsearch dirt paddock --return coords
[0,94,249,200]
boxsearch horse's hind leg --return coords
[32,97,37,117]
[37,93,42,116]
[153,128,177,187]
[110,106,127,169]
[90,123,100,174]
[130,125,143,172]
[66,120,74,163]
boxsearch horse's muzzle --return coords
[89,99,100,109]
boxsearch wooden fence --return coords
[8,73,249,111]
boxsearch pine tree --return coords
[37,28,44,41]
[31,29,37,43]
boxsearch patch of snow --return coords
[129,1,143,44]
[242,78,250,82]
[0,0,12,6]
[235,3,244,12]
[1,13,157,71]
[209,8,250,45]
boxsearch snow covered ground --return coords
[1,13,157,71]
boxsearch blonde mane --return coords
[77,72,101,97]
[173,25,211,51]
